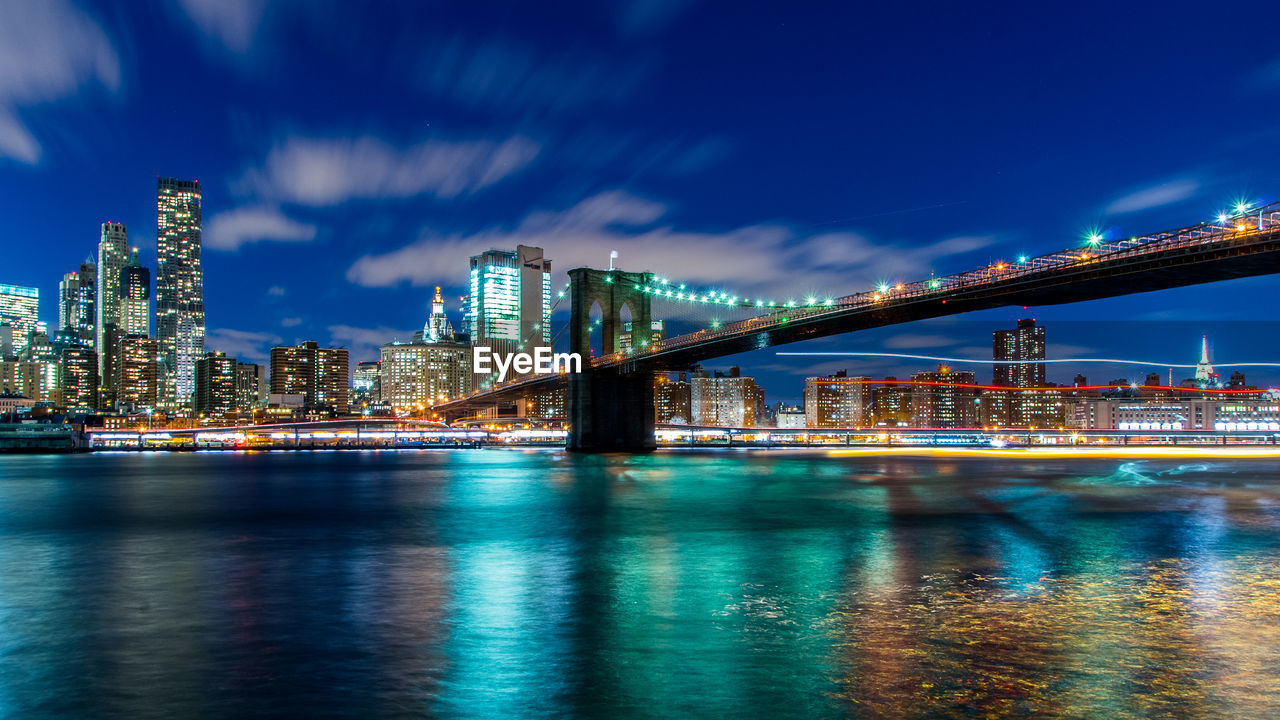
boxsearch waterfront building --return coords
[467,245,550,388]
[526,387,566,420]
[690,367,764,427]
[235,362,267,411]
[871,378,913,427]
[379,340,470,414]
[0,283,39,356]
[1066,398,1280,431]
[58,259,96,346]
[194,352,237,418]
[120,249,151,336]
[992,318,1046,426]
[775,404,806,429]
[270,341,350,415]
[654,372,691,424]
[115,335,159,411]
[0,359,59,405]
[59,345,98,411]
[156,178,205,410]
[911,365,977,429]
[804,370,870,427]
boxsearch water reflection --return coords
[0,451,1277,718]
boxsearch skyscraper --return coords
[194,352,237,417]
[96,222,129,357]
[467,245,550,387]
[59,345,98,411]
[992,318,1046,427]
[1194,335,1217,386]
[156,177,205,409]
[58,258,96,346]
[0,283,39,356]
[120,249,151,336]
[115,335,158,411]
[425,286,451,343]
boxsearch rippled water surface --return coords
[1,449,1279,719]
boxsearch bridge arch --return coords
[568,267,654,361]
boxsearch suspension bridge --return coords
[435,201,1280,451]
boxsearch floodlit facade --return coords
[467,245,550,387]
[0,283,39,356]
[156,177,205,409]
[379,341,470,414]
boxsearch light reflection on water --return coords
[0,450,1278,719]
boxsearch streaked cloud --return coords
[328,324,417,362]
[238,134,540,205]
[205,205,317,251]
[881,334,961,350]
[206,327,282,363]
[346,190,998,299]
[1104,179,1198,215]
[175,0,266,54]
[280,317,302,327]
[0,0,120,164]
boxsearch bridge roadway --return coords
[436,203,1280,415]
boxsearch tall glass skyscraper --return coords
[96,221,129,377]
[466,245,551,388]
[0,283,39,356]
[156,177,205,409]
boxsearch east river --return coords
[1,449,1279,718]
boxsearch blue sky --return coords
[4,0,1280,403]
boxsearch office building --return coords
[194,352,237,417]
[116,335,158,411]
[379,340,470,414]
[58,259,96,346]
[59,345,98,411]
[804,370,870,427]
[270,341,350,415]
[96,222,129,367]
[993,318,1046,427]
[467,245,550,388]
[0,284,39,356]
[0,359,59,405]
[156,177,205,409]
[120,249,151,336]
[911,365,977,429]
[691,367,764,427]
[235,362,266,410]
[655,372,692,424]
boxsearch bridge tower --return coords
[567,267,657,452]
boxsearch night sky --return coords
[4,0,1280,403]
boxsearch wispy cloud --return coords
[175,0,265,54]
[205,205,317,251]
[1104,178,1198,215]
[238,134,540,205]
[881,333,961,350]
[614,0,694,36]
[346,190,998,298]
[266,285,286,297]
[328,324,417,362]
[0,0,120,164]
[280,316,302,327]
[206,327,282,363]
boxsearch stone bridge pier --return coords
[566,267,656,452]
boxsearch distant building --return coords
[467,245,550,388]
[527,387,566,420]
[775,404,806,429]
[1194,335,1217,386]
[352,360,381,411]
[379,340,470,414]
[804,370,869,427]
[911,365,977,429]
[0,358,58,405]
[620,320,665,352]
[156,178,205,410]
[691,367,764,427]
[59,259,96,347]
[654,372,691,424]
[992,318,1046,427]
[871,378,913,427]
[120,249,151,336]
[270,341,350,415]
[0,283,39,356]
[96,222,129,371]
[116,335,159,411]
[235,362,266,411]
[424,287,452,343]
[59,345,98,411]
[194,352,237,417]
[1067,398,1280,431]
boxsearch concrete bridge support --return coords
[566,266,656,452]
